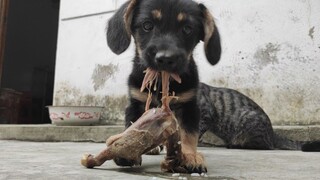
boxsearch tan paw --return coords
[180,152,207,173]
[161,152,207,173]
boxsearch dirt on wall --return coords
[209,41,319,125]
[54,81,127,125]
[91,63,119,91]
[253,42,280,70]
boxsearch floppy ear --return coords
[107,0,138,54]
[199,4,221,65]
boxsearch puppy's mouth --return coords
[142,47,189,74]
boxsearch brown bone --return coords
[81,107,179,168]
[81,69,182,169]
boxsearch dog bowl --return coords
[47,106,104,126]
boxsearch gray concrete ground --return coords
[1,140,319,180]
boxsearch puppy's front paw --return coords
[161,157,187,173]
[161,152,207,173]
[180,152,207,173]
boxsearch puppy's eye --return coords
[142,21,154,32]
[182,25,193,36]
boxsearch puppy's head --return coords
[107,0,221,74]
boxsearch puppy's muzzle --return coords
[145,39,188,73]
[155,50,179,69]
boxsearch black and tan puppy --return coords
[107,0,221,173]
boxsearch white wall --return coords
[54,0,320,125]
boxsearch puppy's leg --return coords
[172,101,207,173]
[113,99,145,166]
[181,101,207,173]
[161,129,207,173]
[180,130,207,173]
[161,130,185,173]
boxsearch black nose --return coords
[155,51,177,68]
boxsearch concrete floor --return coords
[1,140,319,180]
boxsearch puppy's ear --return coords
[107,0,138,54]
[199,4,221,65]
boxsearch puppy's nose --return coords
[155,50,177,67]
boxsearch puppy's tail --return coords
[273,133,320,151]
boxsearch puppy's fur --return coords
[107,0,220,173]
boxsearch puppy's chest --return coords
[129,85,197,107]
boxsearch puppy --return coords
[107,0,221,173]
